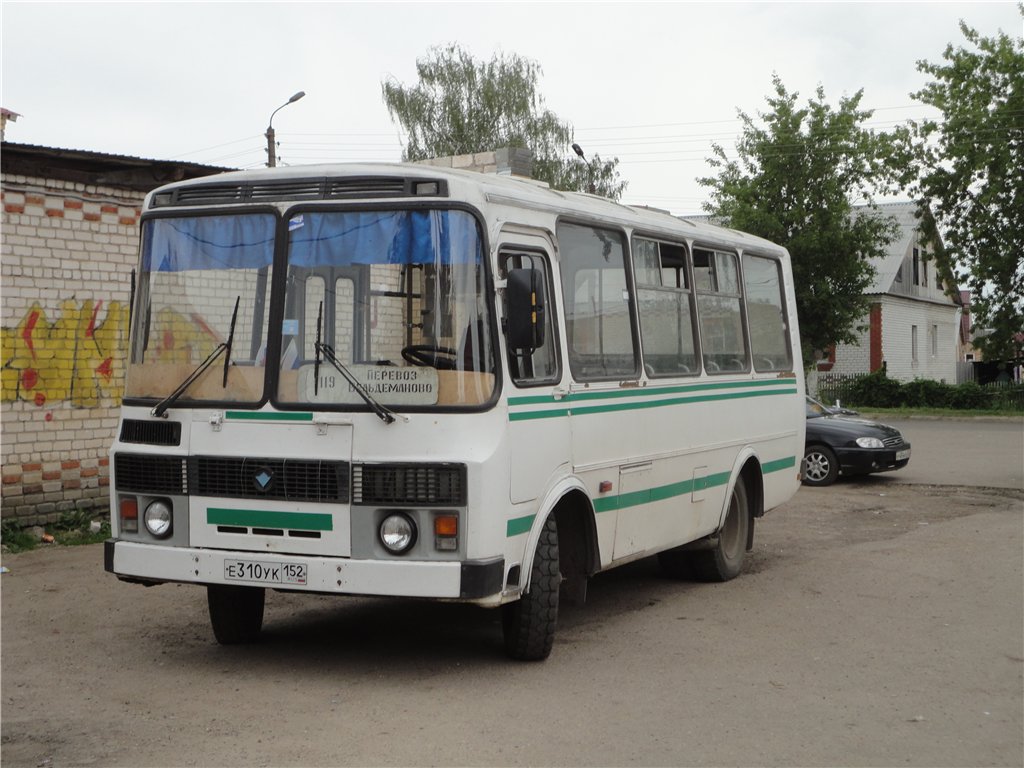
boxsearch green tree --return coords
[911,17,1024,361]
[382,44,626,199]
[699,76,908,366]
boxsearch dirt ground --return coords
[2,478,1022,767]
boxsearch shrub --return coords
[845,371,903,408]
[947,381,992,410]
[900,378,951,408]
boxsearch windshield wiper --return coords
[222,296,240,387]
[315,341,402,425]
[314,300,323,396]
[151,343,227,418]
[152,297,240,418]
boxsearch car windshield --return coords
[805,397,832,418]
[275,209,496,409]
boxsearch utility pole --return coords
[265,91,305,167]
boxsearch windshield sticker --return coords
[282,319,299,336]
[288,215,304,231]
[298,364,439,406]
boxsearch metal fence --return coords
[817,372,1024,410]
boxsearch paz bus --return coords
[105,162,805,660]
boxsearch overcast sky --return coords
[2,1,1020,214]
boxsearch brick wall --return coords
[2,174,142,525]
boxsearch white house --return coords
[818,202,961,383]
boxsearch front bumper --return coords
[836,443,911,476]
[104,539,504,602]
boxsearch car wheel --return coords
[502,515,559,661]
[207,584,265,644]
[803,445,839,487]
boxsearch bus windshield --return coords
[126,213,276,404]
[277,209,495,409]
[126,208,496,410]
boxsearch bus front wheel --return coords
[207,584,265,644]
[502,515,559,661]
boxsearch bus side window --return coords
[500,251,559,386]
[743,254,792,372]
[557,222,638,381]
[632,237,698,377]
[694,248,749,374]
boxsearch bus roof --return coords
[145,162,787,257]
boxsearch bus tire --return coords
[502,515,559,661]
[660,480,750,582]
[207,584,265,644]
[689,479,750,582]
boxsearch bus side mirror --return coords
[506,268,546,351]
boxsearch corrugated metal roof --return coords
[1,141,227,172]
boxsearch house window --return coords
[912,325,919,364]
[922,257,928,288]
[912,248,920,285]
[931,324,938,356]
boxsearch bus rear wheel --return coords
[207,584,265,644]
[659,480,750,583]
[502,515,559,661]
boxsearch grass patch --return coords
[0,521,40,554]
[852,406,1023,419]
[1,510,110,554]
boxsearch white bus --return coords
[105,163,805,660]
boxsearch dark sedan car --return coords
[803,397,912,486]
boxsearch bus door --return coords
[499,235,568,505]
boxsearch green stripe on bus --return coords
[207,508,333,531]
[508,378,795,408]
[564,379,794,403]
[569,388,797,417]
[509,382,798,421]
[508,408,571,422]
[762,456,797,474]
[506,514,535,537]
[225,411,314,421]
[506,458,793,534]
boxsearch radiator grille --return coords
[191,456,350,503]
[119,419,181,446]
[353,463,466,506]
[882,435,905,448]
[115,454,188,495]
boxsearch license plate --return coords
[896,448,911,461]
[224,559,307,586]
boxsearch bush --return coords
[845,371,903,408]
[900,378,951,408]
[946,381,992,410]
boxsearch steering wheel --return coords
[401,344,458,370]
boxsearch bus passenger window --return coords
[694,248,749,374]
[743,254,792,372]
[557,223,638,381]
[632,238,697,377]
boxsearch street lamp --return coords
[265,91,305,168]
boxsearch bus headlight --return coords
[379,513,416,554]
[144,499,173,538]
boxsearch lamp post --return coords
[265,91,305,168]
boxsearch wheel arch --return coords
[717,450,766,551]
[511,479,599,592]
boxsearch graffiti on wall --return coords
[1,300,127,408]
